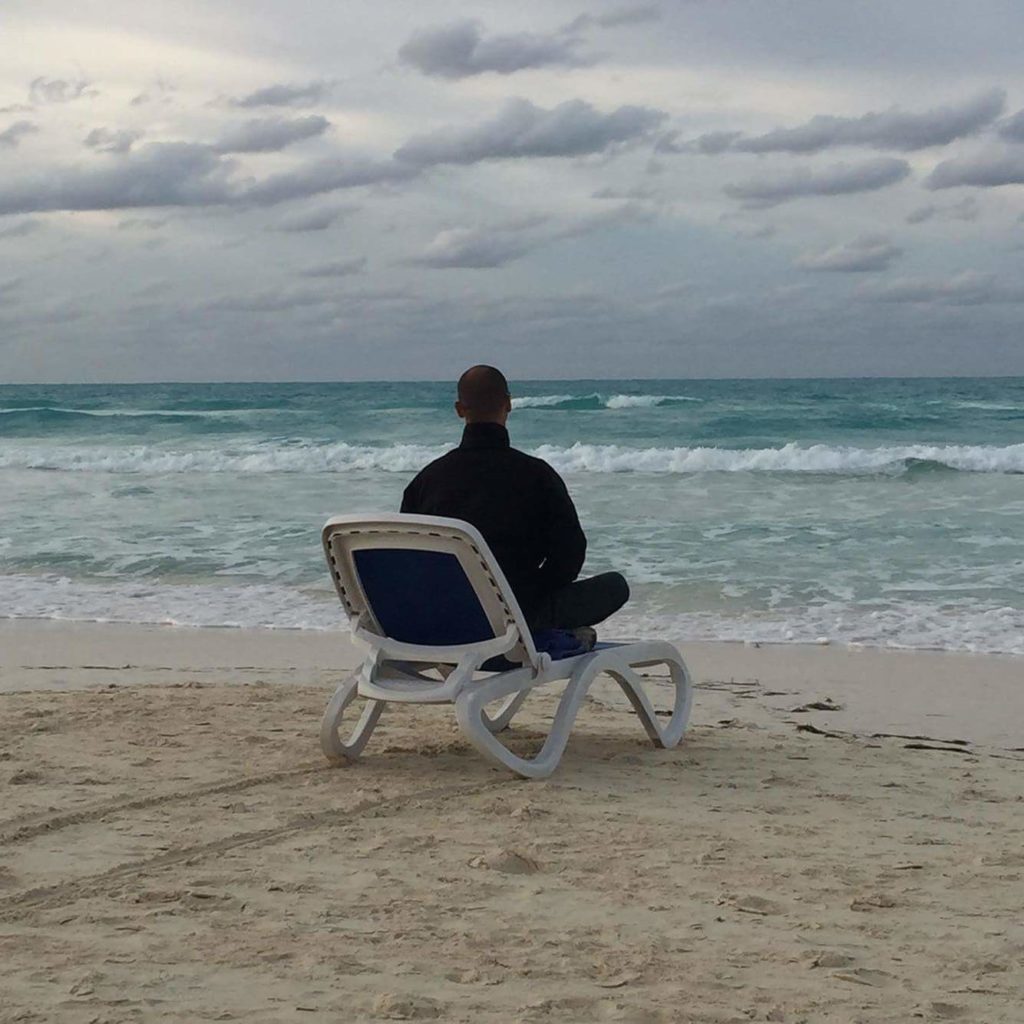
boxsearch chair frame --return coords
[320,514,692,779]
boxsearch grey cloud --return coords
[409,225,535,268]
[245,158,416,206]
[84,127,143,153]
[905,196,980,224]
[231,81,331,108]
[117,217,168,230]
[0,277,22,298]
[399,20,587,79]
[927,148,1024,188]
[592,183,658,200]
[997,108,1024,141]
[557,200,657,235]
[859,270,1024,305]
[0,121,38,148]
[0,143,236,215]
[688,90,1006,155]
[28,77,94,104]
[130,79,176,107]
[395,98,665,166]
[0,218,42,240]
[271,203,356,232]
[658,129,740,155]
[409,202,651,269]
[796,235,902,272]
[564,4,662,31]
[203,286,333,313]
[734,223,777,241]
[298,257,367,277]
[212,115,330,154]
[0,140,411,216]
[724,157,911,208]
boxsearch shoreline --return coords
[2,619,1021,750]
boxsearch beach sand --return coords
[1,622,1022,1022]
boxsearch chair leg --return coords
[455,645,693,778]
[320,674,385,764]
[455,663,599,779]
[481,690,529,733]
[606,651,692,749]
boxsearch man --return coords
[401,365,629,636]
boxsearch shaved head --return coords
[456,364,511,423]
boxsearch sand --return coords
[1,622,1023,1023]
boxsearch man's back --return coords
[401,421,585,617]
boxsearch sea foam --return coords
[3,440,1022,475]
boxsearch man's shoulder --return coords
[508,446,565,483]
[411,446,461,476]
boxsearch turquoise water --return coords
[2,378,1023,653]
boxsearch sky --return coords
[2,1,1024,382]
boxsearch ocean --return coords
[2,378,1023,654]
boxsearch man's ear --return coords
[454,400,467,420]
[504,395,512,414]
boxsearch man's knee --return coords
[602,571,629,610]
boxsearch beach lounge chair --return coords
[319,514,693,778]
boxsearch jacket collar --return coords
[459,421,511,450]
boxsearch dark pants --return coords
[526,572,630,631]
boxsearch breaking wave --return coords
[3,440,1024,475]
[512,393,702,410]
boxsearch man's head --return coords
[455,365,511,425]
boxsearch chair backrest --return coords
[321,514,539,667]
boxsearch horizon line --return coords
[3,372,1024,387]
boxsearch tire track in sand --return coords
[0,779,505,920]
[0,763,329,846]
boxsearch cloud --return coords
[0,277,22,298]
[298,258,367,278]
[395,98,665,166]
[212,115,330,154]
[243,158,416,206]
[84,127,143,153]
[28,77,94,103]
[271,203,355,232]
[409,225,536,268]
[0,140,412,216]
[796,234,902,272]
[0,121,38,149]
[905,196,980,224]
[927,148,1024,188]
[409,203,652,269]
[130,79,176,107]
[117,217,168,231]
[0,143,236,215]
[230,81,331,108]
[0,219,42,240]
[997,108,1024,142]
[203,287,333,313]
[563,4,662,31]
[592,183,658,200]
[686,89,1006,155]
[399,20,588,79]
[859,270,1024,305]
[724,157,911,208]
[657,129,739,155]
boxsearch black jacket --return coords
[400,422,586,616]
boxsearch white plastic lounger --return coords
[319,514,692,779]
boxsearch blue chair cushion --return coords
[353,548,495,647]
[480,629,593,672]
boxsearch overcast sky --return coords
[3,0,1024,382]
